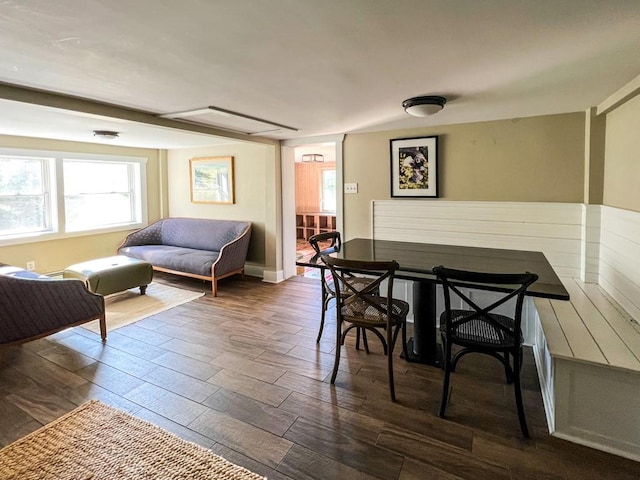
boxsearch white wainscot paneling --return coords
[599,206,640,320]
[390,278,414,322]
[373,201,584,278]
[582,205,601,283]
[554,359,640,460]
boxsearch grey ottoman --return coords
[63,255,153,296]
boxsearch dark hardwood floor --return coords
[1,272,639,479]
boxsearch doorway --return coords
[281,135,344,281]
[294,145,336,277]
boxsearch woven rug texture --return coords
[0,400,265,480]
[83,282,204,333]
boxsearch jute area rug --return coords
[0,400,265,480]
[83,282,204,334]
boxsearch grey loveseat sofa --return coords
[117,218,252,296]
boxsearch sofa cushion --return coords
[160,218,249,251]
[120,245,219,276]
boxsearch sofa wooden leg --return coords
[212,279,217,297]
[99,315,107,342]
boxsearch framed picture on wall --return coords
[390,135,438,198]
[189,156,235,204]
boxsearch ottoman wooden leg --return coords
[140,285,147,295]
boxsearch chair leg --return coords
[330,319,342,384]
[401,320,409,360]
[450,348,471,373]
[364,328,388,355]
[361,328,370,353]
[317,297,328,344]
[316,283,330,343]
[503,352,514,384]
[387,327,396,402]
[519,346,524,372]
[342,325,358,346]
[392,322,409,360]
[439,339,452,417]
[513,353,530,438]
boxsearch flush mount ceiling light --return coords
[301,153,324,163]
[93,130,119,140]
[402,96,447,117]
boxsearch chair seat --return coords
[342,296,409,327]
[440,309,517,348]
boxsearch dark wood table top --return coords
[296,237,569,300]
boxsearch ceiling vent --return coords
[159,106,298,136]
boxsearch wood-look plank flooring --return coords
[2,273,640,479]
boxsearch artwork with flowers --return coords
[390,136,438,198]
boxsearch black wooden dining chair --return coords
[309,232,375,351]
[322,255,409,401]
[432,265,538,437]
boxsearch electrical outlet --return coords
[344,182,358,194]
[26,261,36,271]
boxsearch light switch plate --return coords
[344,183,358,194]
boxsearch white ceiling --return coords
[0,99,234,148]
[1,1,639,148]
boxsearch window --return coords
[0,155,55,237]
[321,168,336,213]
[64,159,141,232]
[0,149,146,243]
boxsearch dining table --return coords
[296,237,570,366]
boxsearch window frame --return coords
[320,166,337,213]
[0,147,148,247]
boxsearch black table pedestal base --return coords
[401,280,444,367]
[401,337,443,368]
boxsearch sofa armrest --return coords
[212,222,252,277]
[0,276,105,346]
[118,221,164,249]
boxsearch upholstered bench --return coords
[63,255,153,296]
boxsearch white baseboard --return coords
[262,268,285,284]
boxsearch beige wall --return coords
[343,113,585,239]
[603,94,640,212]
[0,135,162,273]
[167,142,276,271]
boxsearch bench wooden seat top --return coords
[534,277,640,372]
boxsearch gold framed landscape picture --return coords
[189,156,235,204]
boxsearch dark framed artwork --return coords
[390,135,438,198]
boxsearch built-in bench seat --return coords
[532,277,640,461]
